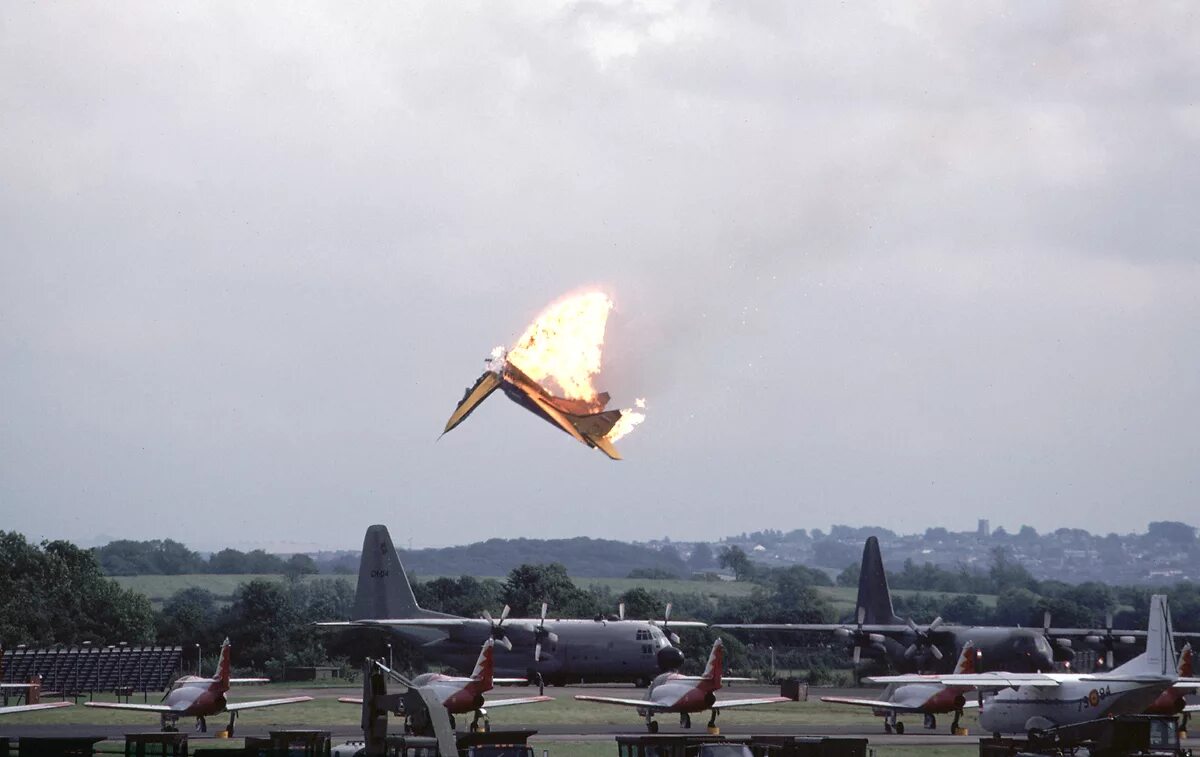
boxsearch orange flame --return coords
[508,292,613,401]
[507,292,647,443]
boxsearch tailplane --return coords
[353,525,424,620]
[1113,594,1175,677]
[856,537,899,624]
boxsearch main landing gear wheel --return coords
[924,713,937,730]
[226,712,237,737]
[647,721,659,733]
[680,713,692,729]
[894,722,905,735]
[196,716,207,733]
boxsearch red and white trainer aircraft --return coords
[84,638,312,734]
[574,638,790,732]
[340,639,552,731]
[821,641,982,734]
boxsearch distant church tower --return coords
[977,518,991,538]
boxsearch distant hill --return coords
[399,537,688,578]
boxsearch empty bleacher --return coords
[1,645,182,699]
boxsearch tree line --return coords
[94,539,318,576]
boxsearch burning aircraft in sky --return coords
[442,292,644,460]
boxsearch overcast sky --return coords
[3,2,1198,551]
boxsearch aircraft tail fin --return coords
[469,640,495,689]
[954,641,980,674]
[856,537,899,624]
[353,525,423,620]
[700,639,724,688]
[216,638,232,690]
[1113,594,1175,677]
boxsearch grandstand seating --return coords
[1,645,182,697]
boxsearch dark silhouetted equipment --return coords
[979,715,1186,757]
[123,732,189,757]
[2,646,181,699]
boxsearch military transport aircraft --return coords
[443,353,627,459]
[574,639,790,733]
[717,537,1060,674]
[867,595,1200,737]
[822,641,981,734]
[339,639,552,731]
[318,525,705,687]
[84,639,312,734]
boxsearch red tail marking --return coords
[470,640,494,692]
[216,639,231,691]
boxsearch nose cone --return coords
[657,646,685,671]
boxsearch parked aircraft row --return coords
[717,536,1183,674]
[824,594,1200,738]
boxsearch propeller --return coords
[650,603,681,645]
[834,606,886,666]
[618,602,626,621]
[482,605,514,652]
[1042,611,1075,663]
[903,617,945,665]
[533,602,558,662]
[1083,612,1133,668]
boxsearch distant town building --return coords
[977,519,990,538]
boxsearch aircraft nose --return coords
[657,646,684,671]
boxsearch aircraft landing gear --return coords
[679,712,692,729]
[706,708,720,735]
[883,711,903,734]
[195,715,207,733]
[226,711,237,737]
[536,672,545,696]
[924,713,937,730]
[645,718,659,733]
[951,708,964,735]
[470,710,492,733]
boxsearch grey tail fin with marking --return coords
[856,536,901,624]
[1113,594,1175,677]
[353,525,423,620]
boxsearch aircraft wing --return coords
[318,618,474,628]
[1183,703,1200,713]
[229,678,271,684]
[492,678,527,685]
[84,702,173,713]
[574,695,662,710]
[482,695,553,708]
[443,372,502,434]
[0,684,38,689]
[710,696,792,708]
[226,696,314,712]
[522,390,589,445]
[0,701,72,716]
[337,697,363,705]
[714,623,914,634]
[819,695,980,712]
[866,673,1059,688]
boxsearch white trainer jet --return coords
[822,641,982,734]
[867,594,1200,737]
[574,638,790,732]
